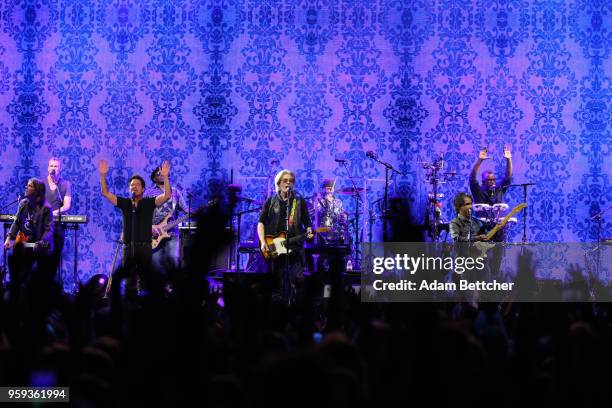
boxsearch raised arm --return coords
[503,145,513,186]
[99,160,118,206]
[470,148,488,181]
[155,161,171,207]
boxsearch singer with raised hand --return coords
[44,157,71,277]
[469,145,512,205]
[257,169,313,304]
[99,159,171,294]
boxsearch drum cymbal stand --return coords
[421,157,456,242]
[338,161,363,269]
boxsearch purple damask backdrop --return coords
[0,0,609,288]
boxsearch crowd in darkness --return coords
[0,199,610,407]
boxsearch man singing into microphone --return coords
[469,146,512,205]
[449,193,489,242]
[44,157,71,275]
[99,160,171,292]
[258,169,313,303]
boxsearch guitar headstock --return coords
[509,203,527,216]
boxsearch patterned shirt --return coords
[144,184,187,230]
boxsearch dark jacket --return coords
[8,198,54,250]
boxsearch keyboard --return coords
[0,214,88,224]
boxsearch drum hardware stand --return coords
[508,183,535,243]
[368,197,384,244]
[186,190,195,248]
[591,205,612,279]
[421,157,456,242]
[227,179,241,271]
[366,151,403,242]
[67,223,80,294]
[338,161,364,269]
[234,206,262,272]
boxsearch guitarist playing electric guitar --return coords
[258,169,313,303]
[3,178,55,289]
[145,163,189,275]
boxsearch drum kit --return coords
[309,186,362,245]
[421,157,523,242]
[472,203,518,226]
[224,179,365,272]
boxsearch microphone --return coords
[50,169,56,175]
[366,151,377,159]
[334,158,347,163]
[130,191,137,200]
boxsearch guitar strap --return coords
[288,198,297,227]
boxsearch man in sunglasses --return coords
[258,169,313,304]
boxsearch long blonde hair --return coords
[274,169,295,193]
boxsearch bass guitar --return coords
[152,213,190,250]
[260,227,330,261]
[151,199,217,250]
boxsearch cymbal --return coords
[338,187,365,195]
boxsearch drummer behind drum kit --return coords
[421,157,525,242]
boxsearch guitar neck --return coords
[485,203,526,240]
[160,213,190,231]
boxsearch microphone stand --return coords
[1,195,21,285]
[130,194,137,288]
[366,154,403,242]
[51,173,67,291]
[508,183,535,243]
[284,188,291,304]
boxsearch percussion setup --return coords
[226,155,536,272]
[421,157,528,242]
[472,203,518,226]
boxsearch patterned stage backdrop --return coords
[0,0,609,287]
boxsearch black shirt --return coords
[116,197,156,243]
[44,178,71,211]
[469,176,510,205]
[258,194,311,243]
